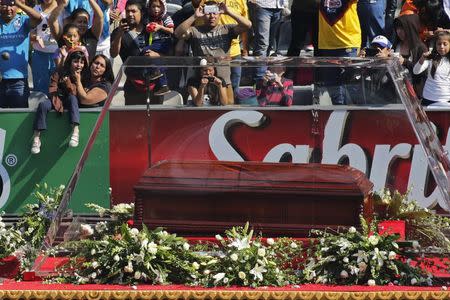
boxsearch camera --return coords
[120,18,129,26]
[268,73,277,81]
[208,76,215,83]
[365,47,380,57]
[204,4,219,14]
[1,0,15,6]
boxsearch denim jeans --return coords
[316,48,358,105]
[358,0,386,48]
[231,55,242,95]
[250,3,282,81]
[31,50,56,96]
[0,79,30,108]
[33,94,80,131]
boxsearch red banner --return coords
[110,109,450,212]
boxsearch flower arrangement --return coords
[190,223,302,287]
[373,189,450,250]
[58,224,201,285]
[302,216,433,286]
[0,213,24,260]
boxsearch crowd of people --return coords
[1,0,450,150]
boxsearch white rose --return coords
[411,278,418,285]
[203,269,210,275]
[147,242,158,255]
[192,262,200,270]
[183,243,190,251]
[257,248,266,257]
[340,270,349,279]
[238,271,246,279]
[368,235,379,246]
[230,253,238,261]
[91,249,96,256]
[223,277,229,284]
[388,251,397,260]
[130,228,139,236]
[290,242,298,249]
[90,272,97,279]
[114,254,120,262]
[348,227,357,234]
[367,279,376,286]
[343,257,349,263]
[266,238,275,245]
[81,224,94,237]
[91,261,99,269]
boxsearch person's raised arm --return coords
[49,0,68,40]
[174,6,203,39]
[110,20,128,58]
[89,0,104,40]
[15,0,42,28]
[413,51,431,75]
[219,0,251,35]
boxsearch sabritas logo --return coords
[0,129,10,210]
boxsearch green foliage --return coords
[374,189,450,250]
[302,218,432,286]
[0,213,24,259]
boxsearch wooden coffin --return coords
[134,161,373,237]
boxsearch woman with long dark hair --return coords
[393,14,428,96]
[76,54,115,107]
[31,49,89,154]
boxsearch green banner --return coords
[0,110,109,214]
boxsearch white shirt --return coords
[413,57,450,102]
[32,5,58,53]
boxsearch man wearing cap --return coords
[0,0,42,108]
[356,35,398,104]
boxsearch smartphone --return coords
[1,0,15,6]
[204,4,219,14]
[120,18,129,26]
[208,76,215,83]
[365,47,380,57]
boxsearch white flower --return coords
[147,242,158,254]
[90,272,96,279]
[213,272,226,283]
[142,239,149,249]
[91,261,99,269]
[367,279,376,286]
[134,271,142,280]
[223,277,229,284]
[192,262,200,270]
[290,242,298,249]
[368,235,379,246]
[358,262,367,273]
[442,286,448,291]
[249,264,267,281]
[230,253,238,261]
[183,243,190,251]
[80,224,94,237]
[215,234,223,241]
[266,238,275,245]
[411,278,418,285]
[343,257,349,263]
[130,228,139,236]
[124,262,134,273]
[113,254,120,262]
[231,237,250,250]
[340,270,349,279]
[238,271,246,279]
[59,184,66,190]
[203,269,210,275]
[257,248,266,257]
[412,241,420,249]
[348,227,356,234]
[90,249,96,256]
[353,251,369,264]
[388,251,397,260]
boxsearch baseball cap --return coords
[370,35,392,49]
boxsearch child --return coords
[413,31,450,106]
[141,0,174,96]
[53,24,89,69]
[31,50,89,154]
[255,65,293,107]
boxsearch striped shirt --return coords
[256,77,294,106]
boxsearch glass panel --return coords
[33,56,450,274]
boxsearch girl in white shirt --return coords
[413,31,450,106]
